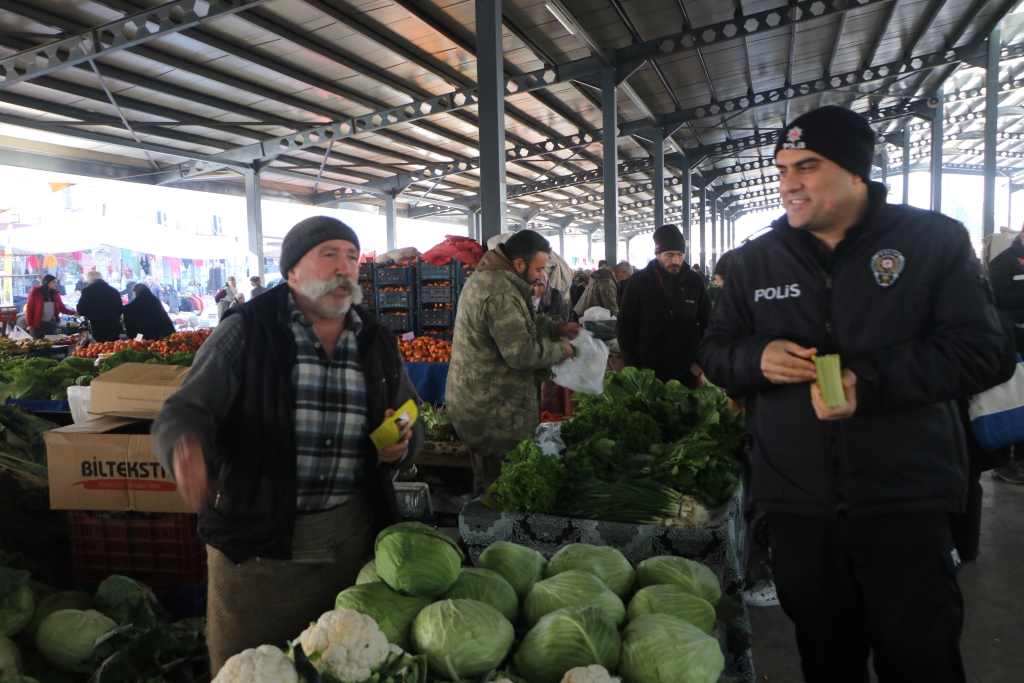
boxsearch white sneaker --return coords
[742,579,781,607]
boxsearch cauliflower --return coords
[212,645,298,683]
[560,664,621,683]
[296,609,405,683]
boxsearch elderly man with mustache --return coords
[152,216,423,675]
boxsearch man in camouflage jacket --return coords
[447,230,580,494]
[573,265,620,318]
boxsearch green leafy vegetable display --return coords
[98,349,195,372]
[0,357,97,402]
[559,399,662,455]
[495,442,566,515]
[645,430,742,509]
[421,403,458,442]
[0,405,56,480]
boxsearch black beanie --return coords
[280,216,360,277]
[653,224,686,254]
[774,106,877,181]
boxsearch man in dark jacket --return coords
[76,271,123,342]
[986,232,1024,483]
[612,261,631,306]
[151,216,423,676]
[699,106,1007,683]
[123,284,174,340]
[617,224,711,388]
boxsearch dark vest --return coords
[198,284,403,564]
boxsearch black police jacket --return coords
[988,236,1024,324]
[699,182,1007,518]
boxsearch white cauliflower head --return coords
[560,664,621,683]
[296,609,403,683]
[212,644,298,683]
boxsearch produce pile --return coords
[210,523,727,683]
[0,567,207,683]
[422,404,458,442]
[0,340,56,358]
[0,405,57,480]
[399,337,452,363]
[0,357,97,402]
[71,330,211,361]
[495,368,745,526]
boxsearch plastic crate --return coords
[418,286,455,303]
[419,309,453,327]
[359,282,375,309]
[376,290,414,308]
[156,583,208,620]
[417,259,456,281]
[68,511,206,587]
[358,263,374,281]
[375,266,414,287]
[379,311,414,331]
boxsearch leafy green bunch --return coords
[645,430,742,508]
[420,403,458,442]
[496,442,567,515]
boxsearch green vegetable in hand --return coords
[496,441,566,515]
[812,354,846,408]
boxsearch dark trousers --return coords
[767,512,965,683]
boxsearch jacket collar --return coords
[478,245,533,298]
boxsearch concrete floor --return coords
[749,475,1024,682]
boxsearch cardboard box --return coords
[89,363,189,419]
[44,415,196,513]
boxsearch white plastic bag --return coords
[580,306,613,322]
[534,421,565,456]
[551,330,609,394]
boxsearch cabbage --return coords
[476,541,548,598]
[0,584,33,637]
[441,569,518,623]
[545,544,636,598]
[626,585,716,633]
[514,607,620,683]
[24,591,94,645]
[94,575,167,628]
[376,522,465,597]
[0,636,21,672]
[36,609,117,672]
[356,559,380,585]
[619,613,724,683]
[635,556,721,604]
[334,582,427,650]
[524,570,625,627]
[411,599,514,681]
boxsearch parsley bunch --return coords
[496,441,566,515]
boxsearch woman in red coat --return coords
[25,274,76,338]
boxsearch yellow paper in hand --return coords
[370,398,419,451]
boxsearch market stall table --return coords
[459,486,754,682]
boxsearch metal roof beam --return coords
[904,0,946,59]
[0,0,276,88]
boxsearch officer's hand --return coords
[554,322,582,339]
[811,369,858,420]
[378,408,411,464]
[173,432,214,509]
[761,339,818,384]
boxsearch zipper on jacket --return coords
[821,270,847,512]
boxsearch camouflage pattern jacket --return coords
[447,246,566,456]
[573,267,620,317]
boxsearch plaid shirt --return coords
[289,296,369,512]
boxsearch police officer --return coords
[699,106,1007,683]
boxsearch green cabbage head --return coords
[626,585,716,633]
[36,609,117,672]
[356,559,380,585]
[619,613,724,683]
[635,556,722,604]
[524,570,625,627]
[94,575,167,628]
[334,582,427,650]
[441,569,518,623]
[376,522,465,598]
[411,599,514,681]
[514,607,620,683]
[545,544,636,597]
[476,541,548,598]
[0,584,33,638]
[24,591,94,645]
[0,635,21,672]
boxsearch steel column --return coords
[711,196,717,263]
[385,194,397,252]
[682,160,692,261]
[559,228,566,258]
[931,101,944,212]
[244,168,265,280]
[475,0,507,246]
[653,127,665,227]
[984,26,1001,238]
[587,231,593,262]
[903,127,911,205]
[602,67,619,265]
[699,180,707,271]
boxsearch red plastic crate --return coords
[67,511,207,587]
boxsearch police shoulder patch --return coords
[871,249,905,287]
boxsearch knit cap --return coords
[774,105,878,181]
[280,216,360,277]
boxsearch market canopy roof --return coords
[0,0,1020,243]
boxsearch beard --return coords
[294,273,362,319]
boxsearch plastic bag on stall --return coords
[581,306,614,322]
[535,421,565,456]
[551,330,609,395]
